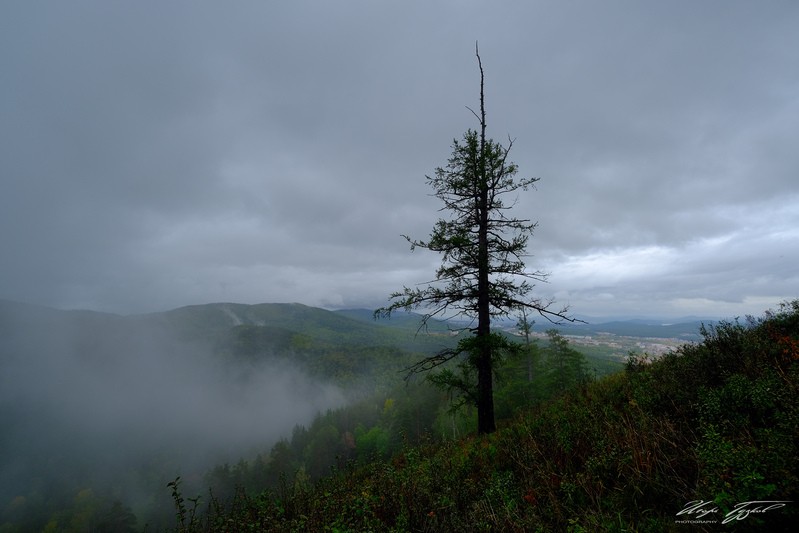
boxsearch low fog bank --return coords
[0,302,345,510]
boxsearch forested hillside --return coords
[0,301,446,531]
[5,300,794,531]
[0,300,620,531]
[167,301,798,532]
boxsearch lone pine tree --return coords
[377,45,573,434]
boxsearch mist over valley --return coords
[0,301,356,525]
[1,298,795,530]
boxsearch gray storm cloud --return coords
[0,1,796,318]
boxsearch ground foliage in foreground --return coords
[171,301,799,532]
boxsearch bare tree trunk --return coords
[475,44,496,435]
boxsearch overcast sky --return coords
[1,1,797,320]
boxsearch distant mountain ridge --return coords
[145,302,389,343]
[0,299,713,343]
[0,300,454,365]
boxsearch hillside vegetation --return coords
[2,300,794,531]
[169,301,799,532]
[0,302,452,532]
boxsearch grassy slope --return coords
[177,301,799,532]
